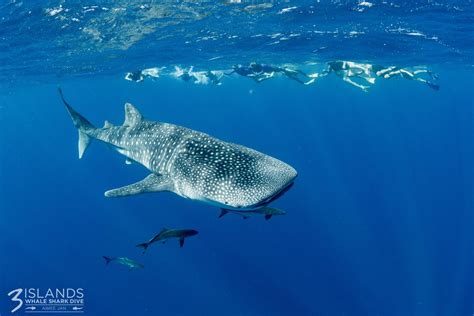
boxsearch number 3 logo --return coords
[7,289,23,313]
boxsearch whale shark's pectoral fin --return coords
[104,174,172,198]
[179,237,185,248]
[264,215,272,220]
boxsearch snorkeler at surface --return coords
[205,70,225,85]
[314,61,439,91]
[173,66,194,82]
[280,67,317,85]
[172,66,224,85]
[226,64,273,82]
[227,62,315,85]
[371,65,440,90]
[124,67,164,82]
[124,70,145,82]
[316,61,376,91]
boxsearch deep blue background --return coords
[0,70,473,316]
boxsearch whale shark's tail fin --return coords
[59,88,95,159]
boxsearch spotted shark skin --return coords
[60,89,297,210]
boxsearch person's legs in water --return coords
[249,62,264,74]
[225,65,240,76]
[342,74,371,91]
[307,63,333,80]
[304,62,351,86]
[207,71,224,85]
[344,61,372,77]
[124,71,145,82]
[401,68,440,90]
[282,68,316,85]
[141,67,164,79]
[410,70,439,90]
[251,71,275,83]
[410,67,438,80]
[226,64,258,79]
[380,67,439,90]
[172,66,189,81]
[335,68,372,91]
[178,71,193,82]
[329,61,376,90]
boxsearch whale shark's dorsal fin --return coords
[103,120,114,128]
[123,103,143,126]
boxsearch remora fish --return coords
[218,207,286,220]
[59,89,297,211]
[102,256,144,270]
[136,228,198,252]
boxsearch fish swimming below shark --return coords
[103,256,144,270]
[59,88,297,211]
[219,206,286,220]
[136,228,198,252]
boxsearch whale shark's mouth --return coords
[252,181,295,209]
[208,180,295,211]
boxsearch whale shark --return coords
[59,88,297,211]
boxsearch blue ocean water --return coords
[1,1,473,316]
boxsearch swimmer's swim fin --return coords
[427,82,440,91]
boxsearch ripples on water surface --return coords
[1,0,473,84]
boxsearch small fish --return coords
[136,228,198,252]
[218,206,286,220]
[102,256,144,270]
